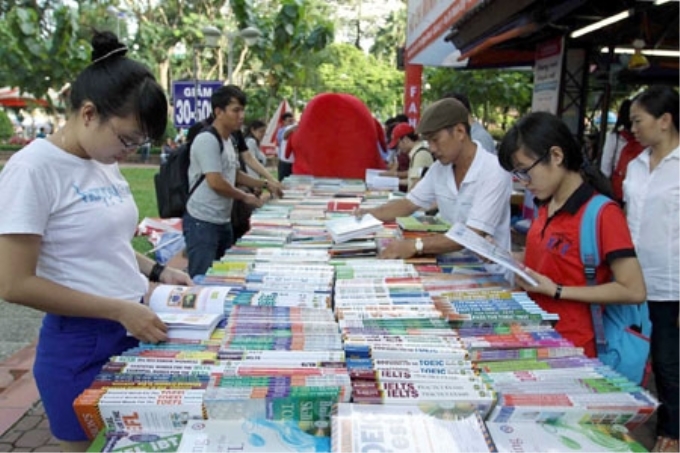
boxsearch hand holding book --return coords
[447,222,539,286]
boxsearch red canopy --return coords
[0,87,49,108]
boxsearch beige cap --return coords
[416,98,469,136]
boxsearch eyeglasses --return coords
[109,124,150,150]
[512,149,550,182]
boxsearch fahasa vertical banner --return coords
[404,64,423,128]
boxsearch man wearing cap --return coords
[382,123,433,192]
[356,98,512,262]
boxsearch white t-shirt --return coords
[407,146,513,258]
[186,131,239,225]
[277,125,295,164]
[245,137,267,178]
[0,139,147,301]
[623,146,679,300]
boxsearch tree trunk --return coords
[159,59,170,93]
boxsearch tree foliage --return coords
[424,67,533,128]
[0,2,91,99]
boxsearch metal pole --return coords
[193,47,199,125]
[227,35,234,85]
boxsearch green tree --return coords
[230,0,334,107]
[0,3,92,99]
[0,109,14,140]
[424,67,533,128]
[310,43,402,119]
[369,4,407,67]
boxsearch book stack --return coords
[331,403,497,453]
[482,361,659,430]
[325,213,384,244]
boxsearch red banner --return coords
[404,64,423,128]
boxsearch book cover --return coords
[396,215,452,233]
[325,214,383,244]
[487,420,647,452]
[178,419,330,452]
[86,429,182,452]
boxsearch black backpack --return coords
[154,123,223,218]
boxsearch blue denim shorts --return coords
[33,314,138,441]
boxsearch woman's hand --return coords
[516,267,557,297]
[118,301,168,343]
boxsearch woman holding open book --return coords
[0,31,191,451]
[497,111,646,358]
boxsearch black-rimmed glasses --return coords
[512,149,550,182]
[110,124,150,150]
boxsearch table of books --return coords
[81,176,657,453]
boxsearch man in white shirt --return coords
[357,98,512,261]
[276,112,296,181]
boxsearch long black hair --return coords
[70,30,167,141]
[246,119,266,144]
[613,99,633,133]
[499,111,614,198]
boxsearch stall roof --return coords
[446,0,679,78]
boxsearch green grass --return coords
[121,167,159,255]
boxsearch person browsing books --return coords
[622,86,679,453]
[0,31,192,452]
[355,98,512,262]
[182,86,266,278]
[497,111,646,359]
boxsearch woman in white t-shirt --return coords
[623,85,679,453]
[0,31,191,451]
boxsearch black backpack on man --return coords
[154,119,222,218]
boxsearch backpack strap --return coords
[188,126,225,197]
[579,194,613,356]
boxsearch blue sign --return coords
[172,80,223,128]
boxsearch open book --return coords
[148,285,232,340]
[325,213,383,244]
[447,222,538,286]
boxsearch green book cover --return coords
[87,430,182,452]
[397,215,451,232]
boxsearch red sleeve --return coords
[598,202,637,264]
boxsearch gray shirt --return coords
[186,130,239,224]
[471,121,497,155]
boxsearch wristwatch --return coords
[414,237,424,255]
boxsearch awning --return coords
[0,87,49,108]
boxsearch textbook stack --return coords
[331,403,497,453]
[74,348,219,441]
[206,303,349,436]
[330,261,496,420]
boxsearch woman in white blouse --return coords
[623,85,679,453]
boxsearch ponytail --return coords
[580,158,615,200]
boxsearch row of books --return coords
[86,176,656,452]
